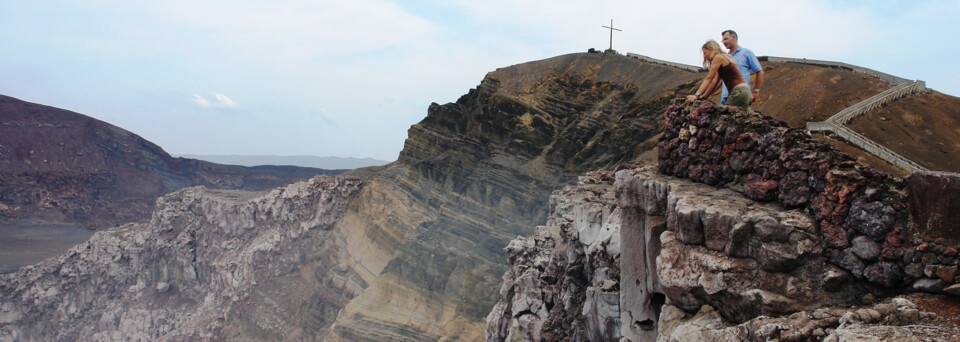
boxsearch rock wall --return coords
[486,100,960,341]
[0,176,362,341]
[658,100,960,294]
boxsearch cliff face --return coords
[0,176,362,341]
[486,102,960,341]
[0,94,339,227]
[327,52,702,340]
[0,52,704,341]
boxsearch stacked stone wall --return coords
[656,100,960,295]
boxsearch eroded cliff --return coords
[1,176,362,340]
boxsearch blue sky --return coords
[1,0,957,161]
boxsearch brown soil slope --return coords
[726,61,890,127]
[0,95,340,227]
[847,91,960,172]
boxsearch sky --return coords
[1,1,958,161]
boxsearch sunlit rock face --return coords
[0,176,362,341]
[325,53,702,340]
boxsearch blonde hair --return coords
[701,40,723,68]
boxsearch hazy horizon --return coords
[176,154,390,169]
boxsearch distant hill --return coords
[0,94,340,228]
[176,154,389,170]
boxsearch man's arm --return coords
[752,69,764,102]
[747,51,763,102]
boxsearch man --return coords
[720,30,764,105]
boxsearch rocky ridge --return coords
[1,176,362,341]
[486,101,960,341]
[0,94,339,228]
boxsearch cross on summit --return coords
[602,19,621,53]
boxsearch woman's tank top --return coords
[717,59,746,91]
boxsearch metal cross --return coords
[602,19,621,51]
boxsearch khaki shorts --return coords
[727,83,753,112]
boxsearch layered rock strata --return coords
[325,52,703,340]
[0,176,362,341]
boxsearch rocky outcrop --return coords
[325,52,703,340]
[0,176,362,341]
[659,100,960,296]
[487,165,960,342]
[659,295,958,342]
[486,99,960,341]
[485,172,621,341]
[0,94,339,227]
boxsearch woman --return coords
[686,40,752,111]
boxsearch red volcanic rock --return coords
[824,170,865,205]
[864,262,902,287]
[936,266,958,283]
[881,227,906,261]
[907,171,960,246]
[821,220,850,249]
[811,195,849,225]
[778,171,812,206]
[945,248,958,258]
[745,178,779,202]
[735,132,760,151]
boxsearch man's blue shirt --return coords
[720,46,762,104]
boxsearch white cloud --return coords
[192,93,238,109]
[192,94,211,107]
[213,93,237,108]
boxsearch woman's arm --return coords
[687,58,723,101]
[702,73,721,98]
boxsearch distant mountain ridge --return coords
[176,154,389,170]
[0,94,339,227]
